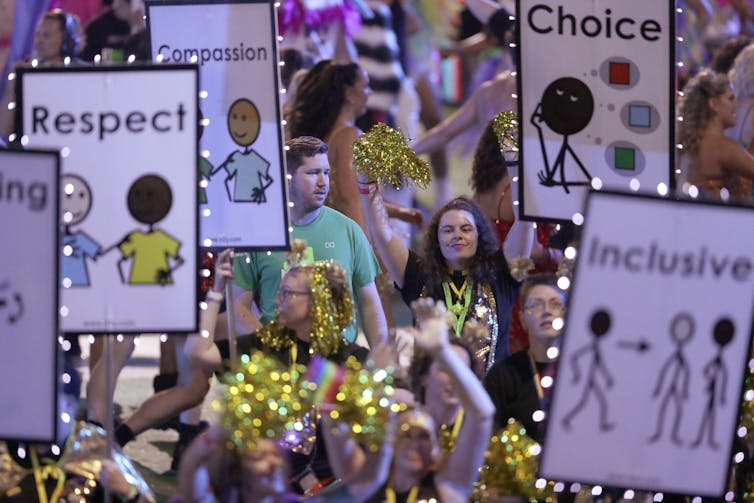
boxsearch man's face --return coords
[288,154,330,214]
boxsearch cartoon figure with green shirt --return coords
[212,98,272,203]
[115,174,184,285]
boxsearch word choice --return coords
[31,103,189,141]
[527,5,662,41]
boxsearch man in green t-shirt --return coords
[232,136,387,348]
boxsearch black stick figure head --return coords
[127,174,173,225]
[590,309,611,338]
[670,312,694,345]
[540,77,594,136]
[713,317,735,348]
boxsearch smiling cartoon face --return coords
[541,77,594,136]
[227,98,261,147]
[61,174,92,226]
[127,174,173,225]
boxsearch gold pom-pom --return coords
[353,123,431,189]
[214,351,313,450]
[308,260,353,356]
[256,319,297,353]
[509,256,536,282]
[329,357,395,452]
[471,420,555,503]
[286,238,309,268]
[492,110,518,154]
[739,368,754,448]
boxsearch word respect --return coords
[30,102,189,141]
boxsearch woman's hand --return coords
[410,298,451,355]
[211,248,234,293]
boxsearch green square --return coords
[614,147,635,171]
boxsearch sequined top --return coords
[398,249,519,371]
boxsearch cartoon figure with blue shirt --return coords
[60,174,102,287]
[213,98,272,203]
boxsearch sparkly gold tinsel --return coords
[257,259,354,357]
[509,256,536,282]
[215,351,313,451]
[471,420,555,503]
[308,260,353,356]
[492,110,519,153]
[328,357,395,452]
[739,368,754,447]
[353,122,431,189]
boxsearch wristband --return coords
[358,181,376,195]
[206,290,224,302]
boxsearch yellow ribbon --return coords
[29,449,66,503]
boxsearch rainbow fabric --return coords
[306,355,346,404]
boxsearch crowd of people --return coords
[1,0,753,502]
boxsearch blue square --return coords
[629,105,651,128]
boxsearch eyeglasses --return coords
[278,288,310,300]
[524,298,565,314]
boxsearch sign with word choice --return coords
[517,0,675,222]
[541,191,754,497]
[0,148,59,442]
[146,0,290,251]
[17,65,199,334]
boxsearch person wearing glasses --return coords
[232,135,387,350]
[482,274,566,442]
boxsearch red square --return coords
[609,62,630,85]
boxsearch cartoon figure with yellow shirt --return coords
[114,174,184,285]
[213,98,272,203]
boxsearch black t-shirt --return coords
[398,249,519,364]
[78,10,130,61]
[483,349,551,442]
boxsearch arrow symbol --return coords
[618,339,651,353]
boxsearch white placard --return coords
[517,0,674,221]
[146,0,290,251]
[0,148,59,442]
[18,65,199,334]
[540,191,754,497]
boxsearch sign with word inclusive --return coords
[0,148,59,442]
[17,65,199,334]
[516,0,675,222]
[146,0,290,251]
[540,191,754,497]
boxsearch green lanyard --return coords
[442,278,473,337]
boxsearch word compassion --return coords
[587,236,751,282]
[156,43,269,66]
[31,103,189,141]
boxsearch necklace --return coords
[385,479,419,503]
[442,277,473,337]
[439,408,464,452]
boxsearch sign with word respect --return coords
[147,0,290,251]
[540,191,754,497]
[517,0,675,222]
[0,148,59,442]
[17,65,199,334]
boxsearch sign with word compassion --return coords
[147,0,290,251]
[17,65,199,334]
[0,149,59,442]
[541,191,754,497]
[517,0,675,222]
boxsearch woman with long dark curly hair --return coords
[360,173,534,370]
[677,69,754,201]
[286,59,372,231]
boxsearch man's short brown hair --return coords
[285,136,328,174]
